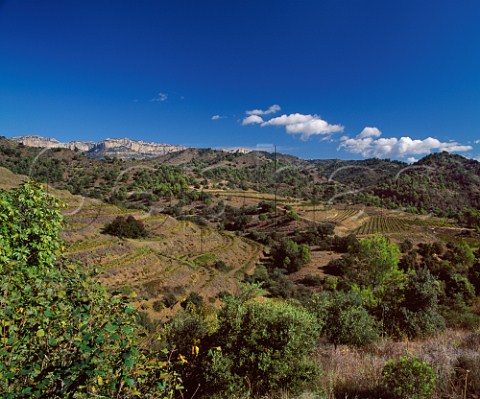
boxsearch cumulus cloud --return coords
[242,115,264,125]
[338,127,472,158]
[357,127,382,139]
[406,157,418,164]
[261,113,344,140]
[151,92,168,102]
[246,104,281,116]
[211,115,223,120]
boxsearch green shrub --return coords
[213,260,232,272]
[163,292,177,308]
[168,295,321,398]
[271,239,311,273]
[181,292,204,310]
[382,356,435,399]
[383,268,445,339]
[152,300,165,312]
[0,183,140,398]
[321,291,379,348]
[102,215,148,238]
[206,297,321,396]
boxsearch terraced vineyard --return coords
[355,215,413,235]
[65,209,264,319]
[0,171,264,319]
[300,207,363,223]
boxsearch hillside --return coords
[0,168,264,319]
[372,151,480,214]
[3,144,480,399]
[2,136,480,219]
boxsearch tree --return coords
[316,222,336,238]
[318,291,379,349]
[383,268,445,339]
[355,235,401,287]
[0,183,139,398]
[271,239,311,274]
[102,215,148,238]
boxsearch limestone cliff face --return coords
[11,135,65,149]
[11,135,186,159]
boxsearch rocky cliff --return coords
[11,135,186,159]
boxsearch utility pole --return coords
[274,145,277,230]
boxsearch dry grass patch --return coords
[316,329,480,399]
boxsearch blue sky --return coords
[1,0,480,160]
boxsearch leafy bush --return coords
[152,300,165,312]
[167,295,321,398]
[206,297,321,397]
[382,356,435,399]
[383,268,445,339]
[0,183,139,397]
[319,291,379,348]
[355,235,401,287]
[271,239,311,273]
[102,215,148,238]
[213,260,232,272]
[181,292,204,310]
[163,292,177,308]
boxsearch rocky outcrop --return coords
[11,135,66,149]
[11,135,186,159]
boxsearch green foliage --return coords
[356,235,401,287]
[213,260,232,272]
[102,215,148,238]
[181,292,204,310]
[152,300,165,312]
[444,273,476,306]
[167,295,321,398]
[163,292,177,308]
[382,268,445,339]
[319,291,379,348]
[271,239,311,274]
[444,240,475,271]
[316,222,336,237]
[399,239,413,253]
[457,207,480,229]
[382,356,435,399]
[207,297,321,396]
[0,183,140,398]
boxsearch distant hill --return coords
[10,135,187,159]
[1,136,479,216]
[372,151,480,214]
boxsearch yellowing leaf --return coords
[178,354,188,364]
[36,329,45,338]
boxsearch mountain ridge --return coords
[10,135,187,159]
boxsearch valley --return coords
[2,136,480,398]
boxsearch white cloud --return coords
[151,92,168,102]
[211,115,223,120]
[474,139,480,144]
[246,104,281,116]
[406,157,418,164]
[338,128,472,159]
[242,115,264,125]
[357,127,382,139]
[261,113,344,140]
